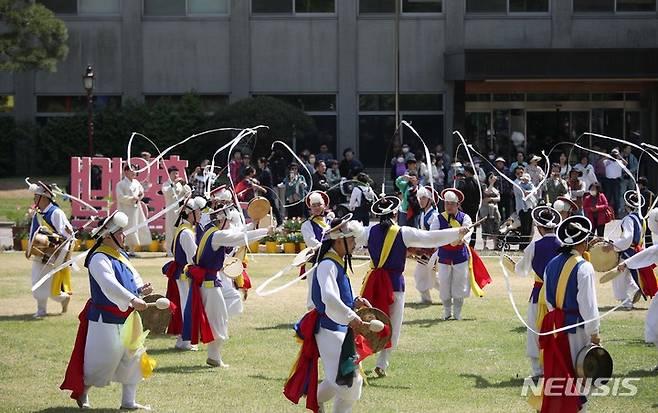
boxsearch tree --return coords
[0,0,68,72]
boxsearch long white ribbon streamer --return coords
[256,263,318,297]
[453,131,484,219]
[401,121,435,197]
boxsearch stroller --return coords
[498,211,522,250]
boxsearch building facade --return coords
[1,0,658,168]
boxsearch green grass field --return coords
[0,177,71,224]
[0,252,656,412]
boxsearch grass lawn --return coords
[0,176,71,224]
[0,252,656,412]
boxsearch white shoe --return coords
[206,358,229,369]
[76,398,91,409]
[61,295,71,313]
[175,342,198,351]
[120,402,151,410]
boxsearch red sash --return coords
[163,261,182,335]
[538,309,582,413]
[469,246,493,292]
[185,266,216,345]
[360,268,394,352]
[60,300,133,400]
[634,245,658,298]
[283,310,320,413]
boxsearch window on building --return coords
[144,95,228,112]
[38,0,120,14]
[295,0,335,13]
[252,0,292,13]
[36,95,121,114]
[573,0,615,12]
[359,0,396,13]
[358,93,444,167]
[466,0,548,13]
[616,0,656,11]
[0,96,14,113]
[251,0,335,14]
[144,0,228,16]
[402,0,442,13]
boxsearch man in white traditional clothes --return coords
[27,181,73,318]
[603,190,646,310]
[618,207,658,370]
[161,166,191,255]
[413,185,440,304]
[540,215,600,413]
[182,201,273,368]
[431,188,474,321]
[301,190,334,308]
[60,211,154,410]
[284,216,369,413]
[162,196,206,351]
[116,164,151,252]
[514,206,562,380]
[358,195,468,377]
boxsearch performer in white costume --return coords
[514,206,562,379]
[60,211,154,410]
[116,164,151,250]
[161,165,191,255]
[27,181,73,318]
[182,202,272,368]
[413,185,441,304]
[301,190,333,308]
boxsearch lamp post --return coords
[83,65,95,156]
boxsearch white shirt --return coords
[515,233,558,277]
[544,252,600,336]
[573,163,598,190]
[358,222,464,249]
[418,208,438,231]
[211,227,268,251]
[178,225,197,264]
[162,181,190,206]
[41,203,72,236]
[88,252,145,312]
[612,215,636,251]
[315,250,358,325]
[349,185,375,211]
[428,212,473,245]
[623,244,658,269]
[604,159,623,179]
[301,218,326,248]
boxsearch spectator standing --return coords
[257,157,283,224]
[603,148,626,217]
[493,157,513,220]
[583,182,610,237]
[513,167,536,249]
[557,152,571,178]
[393,155,407,178]
[573,155,598,192]
[509,151,528,174]
[234,166,263,202]
[526,155,545,199]
[278,162,308,218]
[543,163,568,205]
[457,165,482,248]
[395,172,420,226]
[621,145,639,195]
[435,144,451,166]
[479,173,501,250]
[567,169,586,214]
[312,160,330,191]
[325,159,342,186]
[339,148,363,179]
[401,144,415,162]
[229,150,243,183]
[349,173,376,225]
[316,143,334,163]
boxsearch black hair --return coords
[557,244,573,255]
[314,160,325,169]
[380,214,395,233]
[513,166,525,174]
[343,148,353,156]
[243,166,255,176]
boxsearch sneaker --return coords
[119,402,151,411]
[76,398,91,409]
[374,367,387,378]
[206,358,229,369]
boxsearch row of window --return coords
[465,92,642,102]
[36,0,658,16]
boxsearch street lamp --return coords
[83,65,95,156]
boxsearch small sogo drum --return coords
[352,307,392,354]
[575,344,613,383]
[222,256,244,279]
[407,247,435,265]
[588,241,619,272]
[247,197,270,223]
[26,226,65,261]
[141,294,172,335]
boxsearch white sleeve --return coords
[461,213,473,244]
[349,188,360,210]
[515,240,535,277]
[51,208,72,236]
[116,181,134,206]
[356,224,372,248]
[316,260,358,325]
[429,215,441,231]
[577,261,600,336]
[301,221,322,248]
[179,229,197,265]
[622,245,658,269]
[88,254,137,311]
[400,226,462,248]
[613,218,634,251]
[211,228,268,250]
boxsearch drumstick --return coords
[468,217,488,230]
[144,297,171,310]
[363,319,385,332]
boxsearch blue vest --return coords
[195,226,226,282]
[166,225,193,279]
[87,250,139,324]
[311,255,354,332]
[529,235,562,303]
[367,223,408,291]
[437,211,469,264]
[419,208,436,231]
[30,204,63,239]
[544,252,586,334]
[309,219,326,242]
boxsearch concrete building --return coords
[1,0,658,169]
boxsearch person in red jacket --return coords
[582,182,610,237]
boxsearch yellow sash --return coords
[172,223,192,254]
[96,245,140,280]
[360,225,401,294]
[325,251,346,269]
[556,254,582,309]
[312,216,329,229]
[442,213,484,297]
[196,227,219,264]
[441,211,461,228]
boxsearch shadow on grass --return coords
[614,369,657,378]
[405,302,441,310]
[598,306,646,312]
[603,338,652,347]
[0,313,41,322]
[155,364,213,374]
[37,408,120,413]
[248,374,286,382]
[366,379,412,390]
[460,373,524,389]
[146,347,187,355]
[254,323,295,331]
[403,318,475,327]
[509,326,526,334]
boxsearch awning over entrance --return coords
[446,49,658,81]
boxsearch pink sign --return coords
[69,156,188,230]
